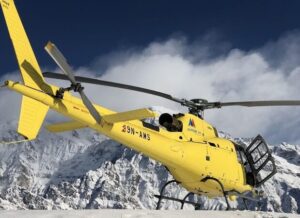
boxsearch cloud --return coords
[0,72,22,122]
[1,32,300,144]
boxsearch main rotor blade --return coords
[44,42,77,84]
[79,90,102,123]
[43,72,300,111]
[43,72,186,105]
[219,100,300,107]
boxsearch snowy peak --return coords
[0,121,298,214]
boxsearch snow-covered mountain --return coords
[0,119,299,214]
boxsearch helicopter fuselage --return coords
[6,81,252,199]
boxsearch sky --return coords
[1,0,300,144]
[1,0,300,73]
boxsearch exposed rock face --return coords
[0,121,299,214]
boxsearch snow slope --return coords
[0,209,299,218]
[0,116,298,214]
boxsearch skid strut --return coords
[155,180,201,210]
[155,180,177,210]
[201,176,231,210]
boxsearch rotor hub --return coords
[190,98,208,106]
[71,83,84,92]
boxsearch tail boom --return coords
[5,80,105,127]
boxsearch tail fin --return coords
[1,0,49,139]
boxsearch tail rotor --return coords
[45,42,102,123]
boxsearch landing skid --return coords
[155,177,262,210]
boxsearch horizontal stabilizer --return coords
[46,121,87,133]
[103,108,156,123]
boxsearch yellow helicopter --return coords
[1,0,298,210]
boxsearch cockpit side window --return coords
[159,113,183,132]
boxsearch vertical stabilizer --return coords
[0,0,48,139]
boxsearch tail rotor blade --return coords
[44,41,77,84]
[79,90,102,123]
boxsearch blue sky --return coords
[1,0,300,144]
[1,0,300,73]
